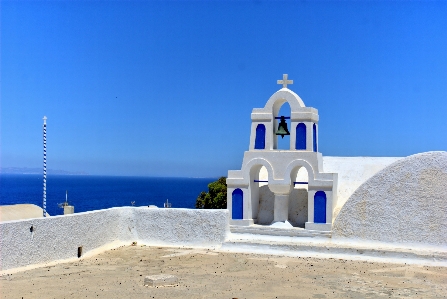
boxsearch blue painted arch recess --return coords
[313,123,317,152]
[295,123,306,150]
[255,124,266,149]
[314,191,326,223]
[232,189,243,219]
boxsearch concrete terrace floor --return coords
[1,246,446,299]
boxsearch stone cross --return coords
[277,74,293,88]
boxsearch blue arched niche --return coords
[295,123,306,150]
[314,191,326,223]
[254,124,266,149]
[313,123,317,152]
[232,189,243,219]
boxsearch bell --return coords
[276,116,290,139]
[276,126,290,138]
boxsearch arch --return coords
[284,159,316,186]
[232,189,243,219]
[262,90,305,116]
[314,191,326,223]
[313,123,317,152]
[254,124,266,149]
[241,158,275,184]
[295,123,306,150]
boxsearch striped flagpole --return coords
[43,116,47,217]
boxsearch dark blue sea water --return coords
[0,174,216,216]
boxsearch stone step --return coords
[221,236,447,266]
[230,225,332,238]
[144,274,178,287]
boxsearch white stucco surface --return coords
[332,151,447,247]
[323,156,402,219]
[0,207,229,271]
[132,208,229,246]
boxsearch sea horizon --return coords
[0,174,218,216]
[0,167,223,179]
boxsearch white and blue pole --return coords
[43,116,47,217]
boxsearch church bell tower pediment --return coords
[227,74,338,232]
[249,75,319,152]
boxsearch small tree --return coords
[195,177,227,209]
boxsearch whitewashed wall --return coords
[0,207,229,271]
[332,152,447,247]
[323,156,402,219]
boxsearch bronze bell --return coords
[276,116,290,138]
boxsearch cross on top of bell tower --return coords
[277,74,293,89]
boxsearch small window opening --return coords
[77,246,83,258]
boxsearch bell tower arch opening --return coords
[275,102,291,150]
[249,165,274,225]
[256,165,274,224]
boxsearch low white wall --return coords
[133,208,229,246]
[0,207,229,271]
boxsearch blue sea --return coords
[0,174,216,216]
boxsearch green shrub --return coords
[195,177,227,209]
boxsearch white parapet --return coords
[0,207,230,271]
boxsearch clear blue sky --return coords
[2,0,446,177]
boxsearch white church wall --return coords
[323,156,402,220]
[0,207,229,271]
[332,151,447,248]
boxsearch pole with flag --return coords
[43,116,47,217]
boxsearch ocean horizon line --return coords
[1,170,221,180]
